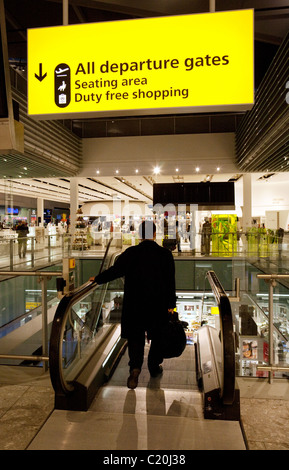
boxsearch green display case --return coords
[211,214,237,256]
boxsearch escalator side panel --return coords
[204,387,241,421]
[54,325,127,411]
[49,240,125,410]
[197,325,240,421]
[197,326,220,395]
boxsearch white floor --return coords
[28,344,246,450]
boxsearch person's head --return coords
[139,220,156,240]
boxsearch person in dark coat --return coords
[201,218,211,255]
[16,220,29,258]
[90,220,176,389]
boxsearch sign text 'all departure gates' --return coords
[27,10,254,119]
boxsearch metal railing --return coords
[256,273,289,383]
[0,270,62,371]
[157,229,286,257]
[0,229,287,269]
[0,233,72,270]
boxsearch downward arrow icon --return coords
[35,63,47,82]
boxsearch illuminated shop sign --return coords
[27,9,254,119]
[7,207,19,214]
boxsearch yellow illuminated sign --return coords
[27,10,254,119]
[211,306,220,315]
[26,302,41,310]
[69,258,75,269]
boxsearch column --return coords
[4,179,13,226]
[242,173,252,232]
[70,177,79,235]
[37,197,44,226]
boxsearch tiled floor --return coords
[26,345,246,450]
[1,345,289,450]
[0,366,54,450]
[237,377,289,450]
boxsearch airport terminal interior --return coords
[0,0,289,452]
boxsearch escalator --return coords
[28,245,246,450]
[49,243,240,422]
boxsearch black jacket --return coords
[94,240,176,338]
[16,224,29,237]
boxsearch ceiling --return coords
[1,172,289,207]
[0,173,234,205]
[4,0,289,56]
[1,0,289,205]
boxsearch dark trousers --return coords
[127,327,163,374]
[18,238,28,257]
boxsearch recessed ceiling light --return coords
[217,167,220,171]
[96,170,100,174]
[153,166,160,175]
[135,169,139,173]
[115,169,119,174]
[176,168,179,172]
[196,167,200,172]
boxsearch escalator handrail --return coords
[206,270,236,405]
[49,238,116,395]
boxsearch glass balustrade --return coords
[0,229,288,271]
[1,244,289,380]
[0,233,73,270]
[57,280,124,387]
[0,257,105,366]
